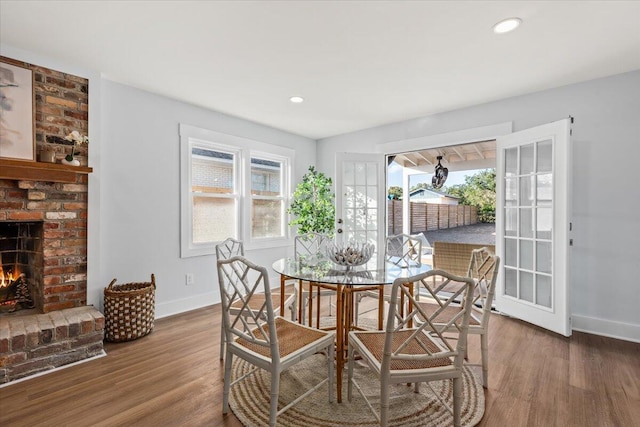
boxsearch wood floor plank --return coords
[0,304,638,427]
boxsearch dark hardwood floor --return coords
[1,302,638,426]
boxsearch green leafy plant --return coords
[288,166,335,236]
[445,169,496,223]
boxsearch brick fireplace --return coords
[0,57,103,384]
[0,177,91,311]
[0,176,104,384]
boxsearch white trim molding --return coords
[572,314,640,344]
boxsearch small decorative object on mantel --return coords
[61,130,88,166]
[38,146,56,163]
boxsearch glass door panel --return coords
[335,153,386,266]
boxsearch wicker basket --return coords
[104,274,156,342]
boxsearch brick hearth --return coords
[0,306,104,383]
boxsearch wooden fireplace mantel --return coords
[0,159,93,183]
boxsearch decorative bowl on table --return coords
[326,241,375,268]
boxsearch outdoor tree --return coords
[445,169,496,222]
[288,166,336,235]
[387,186,403,200]
[410,182,434,192]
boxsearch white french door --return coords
[495,118,572,336]
[335,153,386,264]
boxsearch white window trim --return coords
[180,124,294,257]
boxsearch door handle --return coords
[337,229,343,234]
[337,219,343,224]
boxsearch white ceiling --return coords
[1,1,639,140]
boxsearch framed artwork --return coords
[0,59,35,161]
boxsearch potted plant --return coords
[61,130,88,166]
[288,166,335,236]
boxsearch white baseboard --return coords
[0,350,107,388]
[572,314,640,344]
[155,291,217,319]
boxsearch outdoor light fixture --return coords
[289,96,304,103]
[432,156,448,189]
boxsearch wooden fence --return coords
[387,200,478,235]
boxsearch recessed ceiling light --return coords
[492,17,522,34]
[290,96,304,103]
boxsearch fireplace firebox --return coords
[0,221,43,314]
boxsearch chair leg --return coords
[347,343,354,401]
[481,332,489,388]
[328,342,335,403]
[269,370,280,427]
[380,374,390,427]
[453,377,462,427]
[222,352,233,414]
[219,325,225,360]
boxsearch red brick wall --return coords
[1,56,89,165]
[0,177,89,313]
[0,57,89,313]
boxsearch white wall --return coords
[1,43,316,320]
[101,80,316,318]
[317,70,640,342]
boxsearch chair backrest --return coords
[385,270,475,370]
[467,247,500,328]
[432,241,495,277]
[216,237,244,260]
[294,232,331,259]
[385,234,422,267]
[216,256,278,361]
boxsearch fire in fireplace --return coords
[0,221,43,314]
[0,267,34,312]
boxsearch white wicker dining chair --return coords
[218,255,335,427]
[354,234,422,324]
[216,238,296,360]
[282,232,334,327]
[414,247,500,387]
[347,269,475,427]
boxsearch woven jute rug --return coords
[228,324,485,426]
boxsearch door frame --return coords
[375,122,512,240]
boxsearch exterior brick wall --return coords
[0,306,104,384]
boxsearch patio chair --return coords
[218,255,335,427]
[353,234,422,324]
[216,238,296,360]
[347,269,475,427]
[414,247,500,387]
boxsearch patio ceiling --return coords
[392,140,496,173]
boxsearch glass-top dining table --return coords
[272,256,431,402]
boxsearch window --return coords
[251,156,285,239]
[191,146,239,244]
[180,124,293,257]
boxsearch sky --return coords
[387,162,485,190]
